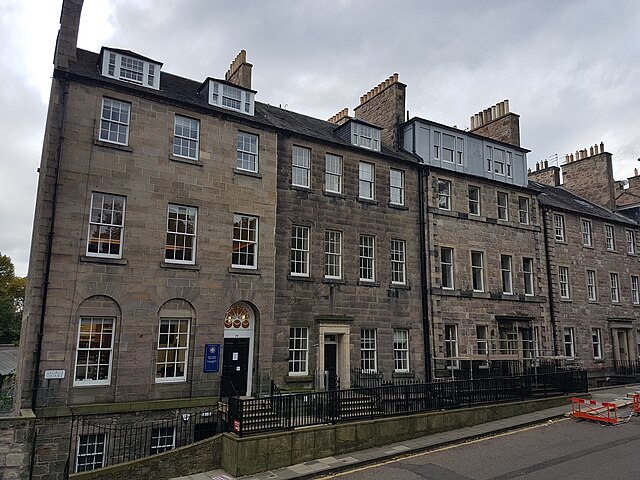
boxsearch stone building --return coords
[529,149,640,373]
[12,0,640,477]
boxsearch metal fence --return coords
[614,360,640,376]
[228,370,587,436]
[70,406,225,473]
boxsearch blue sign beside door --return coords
[204,344,220,373]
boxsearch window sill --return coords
[160,262,200,271]
[357,198,378,205]
[322,278,346,285]
[229,267,261,276]
[290,185,313,193]
[583,245,594,250]
[170,155,203,167]
[94,139,133,152]
[392,371,414,378]
[80,255,128,266]
[287,275,314,282]
[389,283,410,290]
[285,374,314,384]
[234,168,262,179]
[323,191,346,199]
[388,203,408,210]
[357,280,380,287]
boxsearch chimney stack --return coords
[225,50,253,90]
[354,73,406,149]
[469,99,520,147]
[55,0,84,70]
[562,141,615,210]
[327,108,351,126]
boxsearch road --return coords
[317,417,640,479]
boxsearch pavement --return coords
[172,383,640,480]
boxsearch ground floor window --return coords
[592,328,603,360]
[445,324,459,369]
[393,329,409,372]
[563,327,575,357]
[360,329,377,372]
[288,327,308,375]
[76,433,106,472]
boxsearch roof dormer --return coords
[333,119,382,152]
[99,47,162,90]
[199,78,256,116]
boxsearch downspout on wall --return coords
[411,125,433,382]
[541,205,559,356]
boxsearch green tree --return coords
[0,253,25,344]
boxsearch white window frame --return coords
[156,318,190,383]
[554,214,566,242]
[165,204,197,265]
[442,133,455,163]
[360,329,377,373]
[582,220,593,247]
[87,193,126,259]
[518,197,529,225]
[501,254,513,295]
[292,145,311,188]
[468,186,480,216]
[324,230,342,279]
[440,247,454,290]
[627,230,636,255]
[494,148,505,175]
[523,257,534,297]
[359,235,375,282]
[391,239,406,285]
[559,266,570,299]
[74,317,115,386]
[497,192,508,221]
[352,123,380,151]
[76,433,106,473]
[438,179,451,210]
[389,169,405,205]
[207,80,255,116]
[592,328,603,360]
[610,272,620,303]
[605,225,615,250]
[476,325,489,356]
[288,327,308,375]
[393,329,410,372]
[99,98,130,145]
[632,275,640,305]
[325,153,343,194]
[445,324,459,369]
[471,251,484,292]
[486,145,492,172]
[232,214,259,269]
[150,427,176,455]
[433,131,441,160]
[563,327,575,358]
[101,49,160,89]
[456,137,464,165]
[173,115,199,160]
[587,269,597,301]
[290,225,310,277]
[236,131,258,173]
[359,162,375,199]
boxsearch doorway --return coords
[324,335,338,390]
[221,337,250,397]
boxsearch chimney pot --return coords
[635,167,639,177]
[600,142,605,153]
[504,99,509,113]
[544,160,548,168]
[590,146,594,156]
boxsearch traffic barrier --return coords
[570,397,619,425]
[633,394,640,414]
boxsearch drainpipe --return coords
[31,74,70,412]
[541,205,559,356]
[412,126,433,382]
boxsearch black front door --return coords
[221,338,250,397]
[324,342,338,390]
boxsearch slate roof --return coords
[69,49,417,164]
[529,180,638,226]
[616,190,640,208]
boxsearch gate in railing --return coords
[228,370,587,437]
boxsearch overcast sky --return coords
[1,0,639,276]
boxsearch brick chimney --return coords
[528,161,561,186]
[55,0,84,70]
[561,142,616,210]
[469,99,520,147]
[327,108,351,126]
[225,50,252,90]
[353,73,406,149]
[627,168,640,194]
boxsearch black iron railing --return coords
[228,370,587,437]
[614,360,640,376]
[70,406,225,473]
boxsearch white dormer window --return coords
[101,50,161,90]
[352,123,381,152]
[208,80,255,116]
